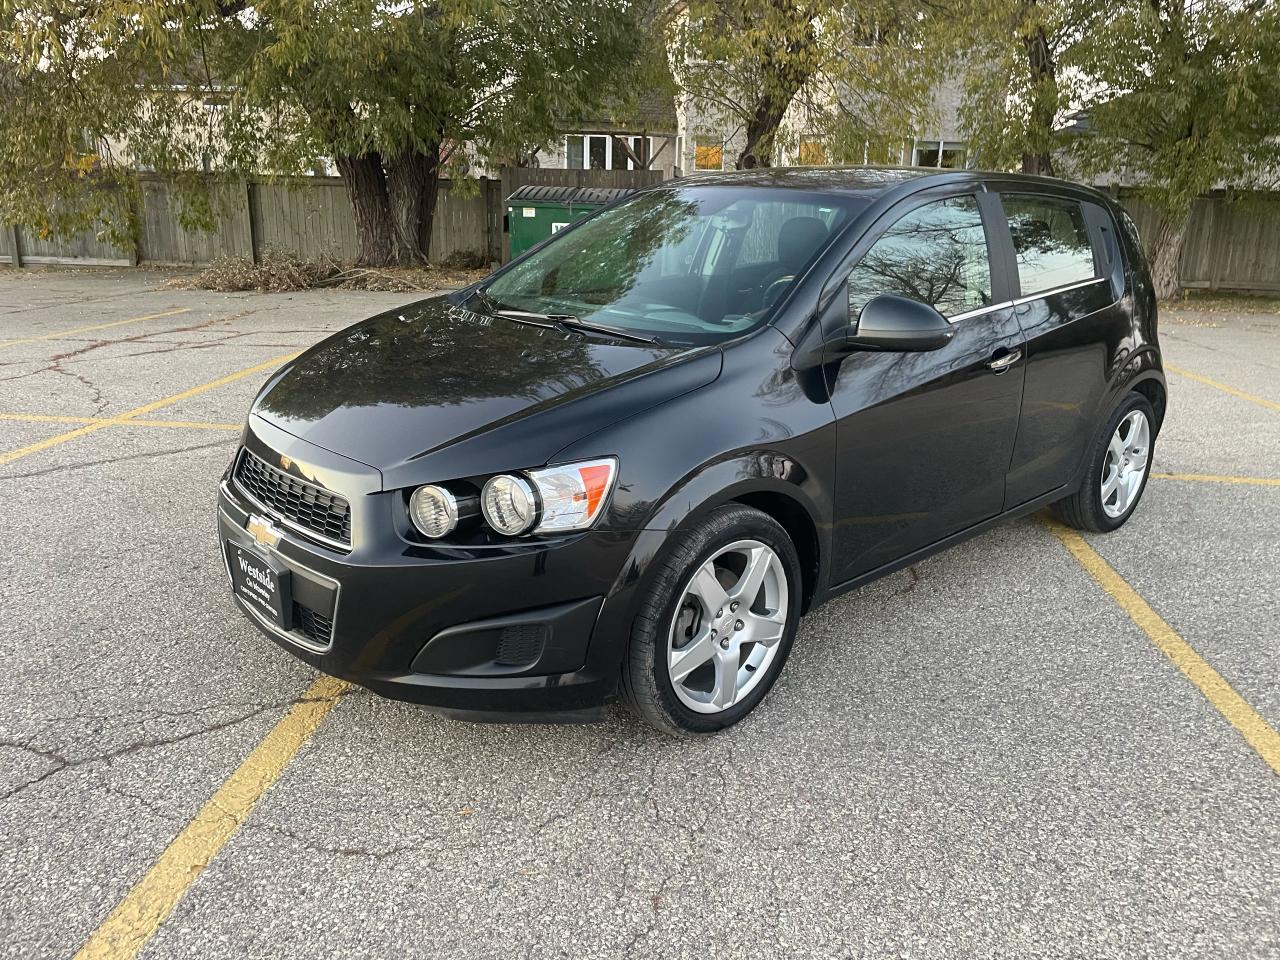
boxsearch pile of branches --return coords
[178,249,490,293]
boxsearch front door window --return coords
[846,195,992,321]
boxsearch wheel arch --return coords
[601,452,830,627]
[1128,373,1167,435]
[731,489,820,614]
[1099,346,1166,436]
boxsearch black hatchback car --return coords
[218,168,1166,735]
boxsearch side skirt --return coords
[818,482,1073,605]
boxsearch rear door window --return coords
[1002,194,1098,296]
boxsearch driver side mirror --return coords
[839,293,954,353]
[791,289,957,372]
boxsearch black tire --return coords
[619,504,802,736]
[1052,392,1156,533]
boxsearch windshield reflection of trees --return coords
[257,305,605,420]
[493,193,700,310]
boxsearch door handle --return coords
[987,348,1022,374]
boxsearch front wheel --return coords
[620,505,802,736]
[1053,392,1156,532]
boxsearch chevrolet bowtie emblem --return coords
[247,514,283,549]
[279,454,294,470]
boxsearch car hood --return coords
[251,295,720,488]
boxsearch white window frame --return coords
[911,139,968,169]
[564,134,656,171]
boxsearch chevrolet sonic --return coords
[217,168,1166,735]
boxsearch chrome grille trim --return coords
[232,448,352,550]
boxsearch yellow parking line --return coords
[1046,519,1280,775]
[1151,472,1280,487]
[1165,363,1280,412]
[74,675,351,960]
[0,352,296,467]
[0,412,241,431]
[0,308,192,349]
[123,418,243,431]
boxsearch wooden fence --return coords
[1118,189,1280,294]
[0,167,664,270]
[132,175,505,266]
[3,170,1277,293]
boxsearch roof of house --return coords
[565,64,679,134]
[566,92,678,134]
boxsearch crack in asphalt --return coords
[0,287,185,317]
[0,693,338,802]
[48,361,108,415]
[26,696,303,728]
[247,822,421,861]
[0,309,263,386]
[0,438,232,482]
[0,709,269,802]
[899,565,921,594]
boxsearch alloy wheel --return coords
[1101,409,1151,518]
[667,539,789,714]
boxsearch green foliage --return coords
[669,0,936,169]
[945,0,1280,221]
[940,0,1089,172]
[1066,0,1280,221]
[0,1,652,258]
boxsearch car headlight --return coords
[528,458,617,533]
[481,474,540,535]
[408,484,460,539]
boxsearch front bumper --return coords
[217,420,642,720]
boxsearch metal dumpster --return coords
[505,184,636,259]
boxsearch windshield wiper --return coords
[554,315,663,345]
[471,287,663,345]
[469,286,507,316]
[504,309,662,345]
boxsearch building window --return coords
[694,142,724,170]
[939,143,967,168]
[912,140,967,169]
[615,136,649,169]
[565,134,654,170]
[798,137,828,166]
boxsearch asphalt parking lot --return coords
[1,268,1277,959]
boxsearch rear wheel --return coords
[620,505,801,736]
[1053,393,1155,532]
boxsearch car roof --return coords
[671,165,1103,201]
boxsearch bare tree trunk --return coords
[1021,22,1056,176]
[1150,214,1188,301]
[335,152,397,267]
[735,0,817,169]
[386,148,439,266]
[738,98,793,169]
[418,153,441,260]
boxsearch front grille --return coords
[293,602,334,646]
[233,448,351,547]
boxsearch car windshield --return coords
[480,186,860,345]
